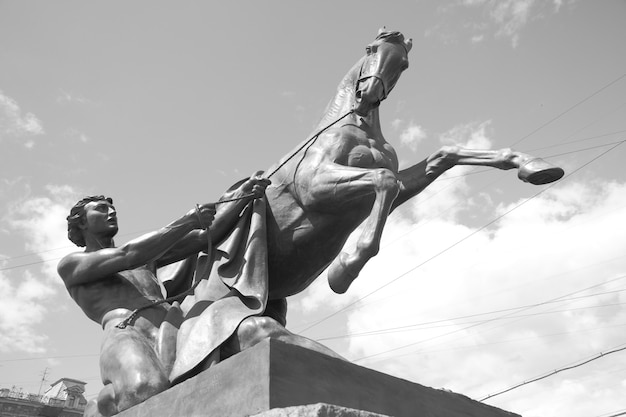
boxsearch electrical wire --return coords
[351,268,626,363]
[388,323,626,360]
[477,344,626,402]
[528,129,626,153]
[300,237,626,330]
[0,229,157,264]
[0,354,99,363]
[543,139,626,159]
[510,72,626,147]
[594,410,626,417]
[315,292,626,341]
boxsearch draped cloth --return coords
[169,197,269,383]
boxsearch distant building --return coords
[0,378,88,417]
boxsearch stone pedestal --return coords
[117,339,520,417]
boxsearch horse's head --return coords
[353,28,412,117]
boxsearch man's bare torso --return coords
[68,266,169,341]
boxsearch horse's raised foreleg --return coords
[426,146,564,184]
[297,165,399,294]
[392,146,564,209]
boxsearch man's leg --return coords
[96,326,170,416]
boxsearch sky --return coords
[1,1,625,416]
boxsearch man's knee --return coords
[99,329,169,413]
[104,372,168,414]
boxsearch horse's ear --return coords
[378,26,387,36]
[404,38,413,53]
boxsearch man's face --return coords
[82,200,118,238]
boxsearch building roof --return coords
[47,378,87,388]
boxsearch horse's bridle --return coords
[355,40,408,105]
[356,53,389,104]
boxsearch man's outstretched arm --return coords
[57,204,216,288]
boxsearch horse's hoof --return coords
[327,253,359,294]
[518,158,564,185]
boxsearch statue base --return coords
[116,338,520,417]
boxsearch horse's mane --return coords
[316,59,364,128]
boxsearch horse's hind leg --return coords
[426,146,564,185]
[325,168,400,293]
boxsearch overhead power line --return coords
[478,344,626,402]
[351,269,626,363]
[316,294,626,341]
[543,139,626,159]
[0,229,155,272]
[0,353,99,363]
[595,410,626,417]
[510,72,626,147]
[528,129,626,153]
[0,257,63,272]
[381,323,626,361]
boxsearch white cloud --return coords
[444,0,576,47]
[0,271,55,353]
[56,89,93,105]
[398,121,494,222]
[0,90,45,141]
[65,127,91,143]
[439,120,492,148]
[399,123,427,152]
[471,34,485,44]
[552,0,575,13]
[7,185,79,280]
[489,0,536,47]
[0,185,82,353]
[463,0,489,5]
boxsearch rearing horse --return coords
[262,28,563,302]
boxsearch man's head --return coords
[67,196,116,247]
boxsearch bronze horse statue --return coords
[261,28,563,301]
[171,27,563,383]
